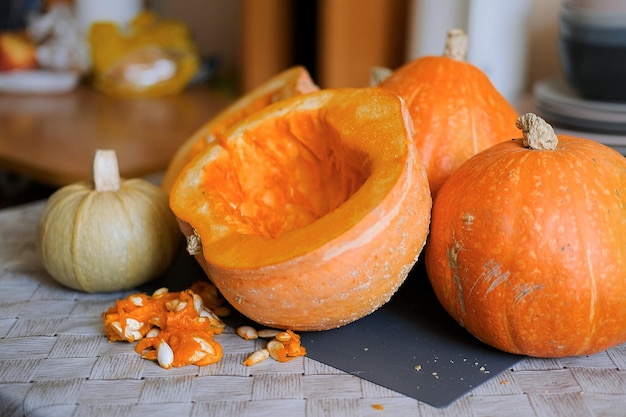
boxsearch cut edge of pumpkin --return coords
[161,65,319,194]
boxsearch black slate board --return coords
[301,262,524,407]
[147,249,524,408]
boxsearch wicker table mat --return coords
[1,200,625,417]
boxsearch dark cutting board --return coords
[148,249,524,408]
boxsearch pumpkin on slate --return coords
[161,65,319,194]
[378,29,519,197]
[37,150,181,293]
[170,87,432,331]
[425,113,626,357]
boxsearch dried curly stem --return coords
[93,149,121,192]
[186,230,203,255]
[515,113,558,150]
[444,28,468,61]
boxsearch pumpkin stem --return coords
[369,66,392,86]
[186,230,203,255]
[444,28,467,61]
[93,149,121,192]
[515,113,558,150]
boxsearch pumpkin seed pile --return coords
[103,281,306,369]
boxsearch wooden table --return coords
[1,200,625,417]
[0,84,232,187]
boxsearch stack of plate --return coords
[0,70,80,94]
[534,77,626,134]
[533,77,626,155]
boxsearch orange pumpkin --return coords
[425,113,626,357]
[170,87,432,331]
[378,29,519,197]
[161,66,319,194]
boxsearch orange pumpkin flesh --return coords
[161,66,319,194]
[379,29,519,197]
[425,114,626,357]
[170,87,432,331]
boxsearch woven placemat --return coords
[1,201,625,417]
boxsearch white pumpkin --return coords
[37,150,181,292]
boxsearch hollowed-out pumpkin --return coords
[161,66,319,194]
[170,87,432,331]
[378,29,519,197]
[425,113,626,357]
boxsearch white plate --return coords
[533,77,626,135]
[0,70,80,94]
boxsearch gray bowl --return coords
[559,5,626,101]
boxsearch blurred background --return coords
[0,0,563,99]
[0,0,582,208]
[148,0,562,99]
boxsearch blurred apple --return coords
[0,32,37,71]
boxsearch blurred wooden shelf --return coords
[0,83,232,187]
[240,0,407,91]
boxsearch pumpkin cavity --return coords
[200,113,370,240]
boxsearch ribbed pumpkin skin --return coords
[425,136,626,357]
[37,179,181,293]
[379,55,519,197]
[170,87,432,331]
[161,66,319,194]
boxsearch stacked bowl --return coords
[559,0,626,101]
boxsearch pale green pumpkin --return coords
[37,150,181,292]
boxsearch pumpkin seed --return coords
[193,335,215,356]
[157,340,174,369]
[236,326,258,340]
[257,328,280,338]
[152,287,169,298]
[243,348,269,366]
[200,308,225,329]
[165,298,180,311]
[266,340,284,361]
[146,328,160,338]
[129,295,144,306]
[123,318,143,341]
[274,331,292,343]
[192,293,204,315]
[110,321,123,338]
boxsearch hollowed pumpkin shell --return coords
[170,87,432,331]
[161,66,319,194]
